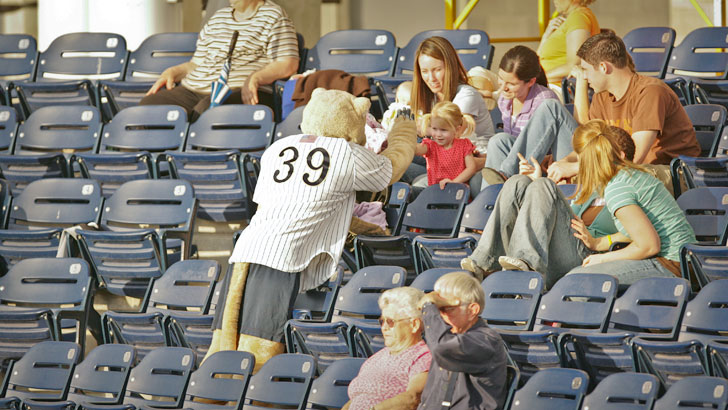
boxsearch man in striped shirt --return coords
[140,0,299,119]
[206,88,417,371]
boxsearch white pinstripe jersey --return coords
[230,134,393,291]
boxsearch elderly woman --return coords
[344,287,432,410]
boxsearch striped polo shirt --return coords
[604,168,696,261]
[230,135,392,291]
[182,1,299,93]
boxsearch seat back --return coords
[7,178,102,229]
[304,29,396,76]
[692,79,728,119]
[101,179,195,230]
[146,259,220,314]
[122,346,195,408]
[125,32,197,81]
[510,368,589,410]
[2,341,80,401]
[393,29,493,77]
[0,106,18,153]
[680,278,728,341]
[461,183,501,233]
[623,27,675,79]
[399,183,469,236]
[653,376,728,410]
[610,276,689,340]
[67,344,135,405]
[384,181,411,232]
[684,104,726,157]
[0,229,62,272]
[0,153,70,196]
[185,105,274,152]
[243,354,315,409]
[284,320,351,375]
[332,265,406,325]
[36,32,127,81]
[183,350,254,409]
[410,267,459,293]
[534,273,617,332]
[99,105,188,152]
[581,372,659,410]
[680,244,728,288]
[14,105,101,154]
[292,265,343,322]
[481,270,543,331]
[274,105,305,141]
[0,257,91,310]
[306,357,364,409]
[666,27,728,80]
[677,187,728,245]
[0,34,37,81]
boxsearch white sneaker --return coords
[460,257,486,281]
[498,256,532,271]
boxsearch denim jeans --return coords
[469,175,591,288]
[485,99,578,177]
[567,258,677,286]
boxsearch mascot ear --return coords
[352,96,371,118]
[310,87,326,100]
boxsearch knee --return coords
[502,174,532,194]
[487,132,513,152]
[525,177,558,198]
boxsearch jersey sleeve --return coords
[351,143,393,192]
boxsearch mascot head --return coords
[300,88,371,145]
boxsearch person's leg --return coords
[566,258,677,286]
[139,85,203,117]
[506,177,592,288]
[400,161,427,184]
[484,132,516,169]
[467,175,534,272]
[469,172,482,197]
[498,100,578,177]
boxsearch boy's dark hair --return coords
[577,31,636,72]
[608,125,635,162]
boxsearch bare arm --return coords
[146,61,197,95]
[572,67,589,124]
[631,130,659,164]
[571,216,632,252]
[373,372,429,410]
[544,29,591,84]
[582,204,661,267]
[415,142,428,156]
[537,15,566,55]
[242,57,299,104]
[547,151,579,182]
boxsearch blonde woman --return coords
[344,287,431,410]
[537,0,600,85]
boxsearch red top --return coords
[423,138,476,185]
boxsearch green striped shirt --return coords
[604,169,696,261]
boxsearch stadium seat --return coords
[0,106,18,153]
[0,229,63,274]
[0,258,92,364]
[292,264,343,321]
[580,372,659,410]
[0,34,37,104]
[410,267,461,293]
[623,26,676,79]
[14,32,127,118]
[100,32,197,117]
[284,320,351,375]
[707,341,728,379]
[304,29,397,76]
[666,27,728,81]
[683,104,726,157]
[12,105,101,156]
[680,244,728,288]
[273,104,305,141]
[181,350,254,410]
[632,337,707,389]
[671,158,728,197]
[306,357,365,409]
[676,187,728,245]
[481,270,543,331]
[184,104,274,152]
[0,341,80,408]
[0,153,69,196]
[563,331,636,384]
[677,279,728,344]
[652,376,728,410]
[509,368,588,410]
[241,354,315,410]
[692,78,728,114]
[412,184,501,273]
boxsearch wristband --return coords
[607,235,613,246]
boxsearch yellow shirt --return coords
[539,7,599,75]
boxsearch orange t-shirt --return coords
[589,74,700,164]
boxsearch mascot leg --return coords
[237,334,285,374]
[203,262,249,363]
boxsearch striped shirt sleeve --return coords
[351,143,392,192]
[605,174,639,216]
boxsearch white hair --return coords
[379,287,425,318]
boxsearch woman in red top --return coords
[415,101,478,190]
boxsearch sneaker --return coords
[498,256,532,271]
[481,167,507,186]
[460,257,486,281]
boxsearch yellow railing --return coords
[444,0,551,39]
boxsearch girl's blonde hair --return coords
[411,37,469,117]
[573,119,645,204]
[419,101,475,138]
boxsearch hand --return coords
[571,217,598,250]
[547,160,576,183]
[582,253,607,267]
[518,152,542,180]
[543,15,566,38]
[569,65,586,82]
[439,178,453,189]
[395,107,414,120]
[242,73,260,105]
[418,291,460,309]
[146,67,177,96]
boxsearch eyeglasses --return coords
[378,316,412,328]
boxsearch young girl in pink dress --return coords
[415,101,479,190]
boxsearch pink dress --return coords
[347,340,432,410]
[422,138,476,186]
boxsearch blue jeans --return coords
[567,258,677,286]
[485,100,578,177]
[469,175,591,288]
